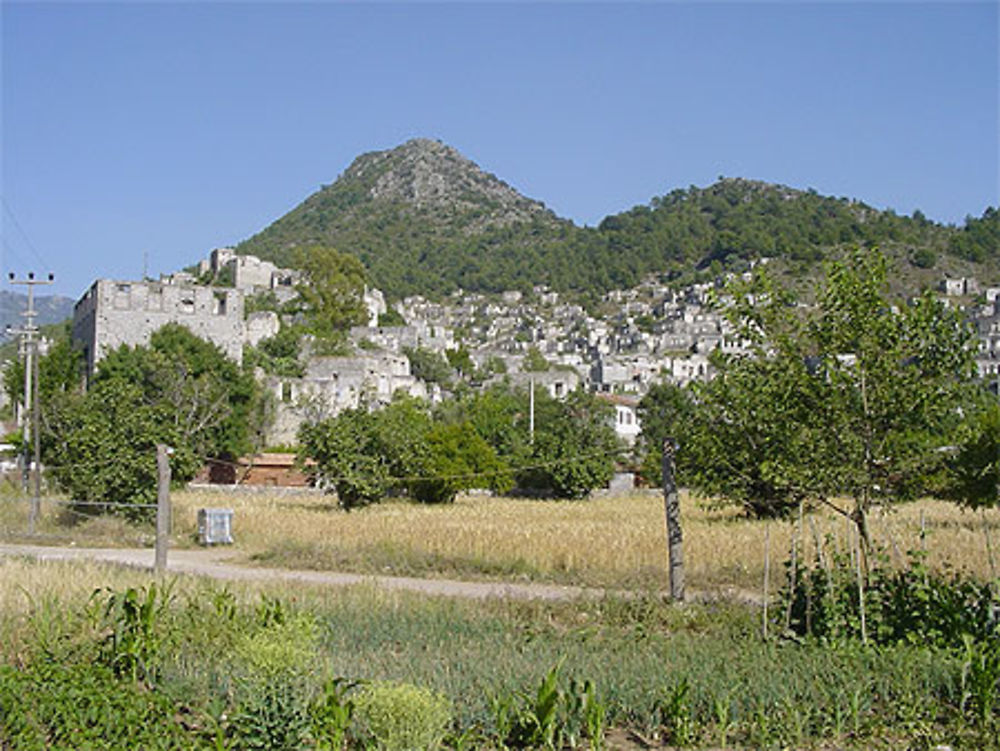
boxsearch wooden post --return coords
[762,521,770,639]
[661,439,685,601]
[155,444,171,572]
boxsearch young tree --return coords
[3,325,82,406]
[943,395,1000,510]
[681,249,975,544]
[403,346,453,386]
[408,422,509,504]
[636,382,695,486]
[41,380,200,522]
[299,406,392,510]
[518,388,621,499]
[96,324,262,460]
[300,394,510,507]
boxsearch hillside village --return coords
[66,247,1000,453]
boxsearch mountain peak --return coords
[339,138,552,226]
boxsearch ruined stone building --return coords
[202,248,299,295]
[263,353,429,445]
[72,279,244,379]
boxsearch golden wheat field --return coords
[166,489,999,593]
[2,484,997,593]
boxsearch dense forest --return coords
[237,140,999,300]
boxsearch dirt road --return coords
[0,543,608,601]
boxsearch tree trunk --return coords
[661,439,685,602]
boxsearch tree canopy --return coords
[299,384,621,507]
[292,245,368,350]
[658,249,976,543]
[40,324,266,519]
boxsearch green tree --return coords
[96,324,262,460]
[300,394,508,507]
[518,389,621,498]
[408,422,509,503]
[522,346,550,372]
[942,395,1000,510]
[680,249,976,540]
[299,406,392,510]
[41,380,200,522]
[403,346,453,386]
[445,347,475,380]
[435,383,531,467]
[245,326,305,378]
[293,245,368,350]
[3,325,82,406]
[38,325,264,519]
[636,382,695,487]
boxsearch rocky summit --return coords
[346,138,552,229]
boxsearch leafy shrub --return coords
[227,608,322,749]
[0,660,191,749]
[779,550,1000,649]
[230,679,314,750]
[352,680,452,751]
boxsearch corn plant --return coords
[311,677,357,751]
[658,677,694,747]
[93,581,172,686]
[961,633,1000,737]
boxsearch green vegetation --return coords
[290,245,369,352]
[640,249,976,539]
[352,681,452,751]
[949,206,1000,263]
[1,563,996,749]
[40,324,265,520]
[299,385,619,507]
[403,345,454,386]
[235,140,994,299]
[299,394,508,508]
[244,325,306,378]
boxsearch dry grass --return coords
[3,475,997,593]
[166,488,1000,593]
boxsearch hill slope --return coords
[237,139,574,297]
[0,291,75,342]
[238,139,998,299]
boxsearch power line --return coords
[1,234,37,273]
[1,197,51,271]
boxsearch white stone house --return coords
[597,394,642,447]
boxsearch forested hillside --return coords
[238,139,999,299]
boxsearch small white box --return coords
[197,508,234,545]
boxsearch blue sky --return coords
[2,1,997,299]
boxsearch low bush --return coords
[352,681,452,751]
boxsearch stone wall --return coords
[72,279,244,377]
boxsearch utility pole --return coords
[8,272,54,534]
[529,377,535,442]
